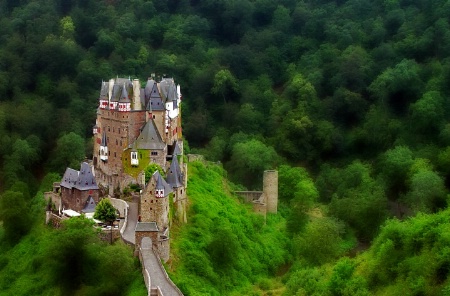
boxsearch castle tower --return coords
[166,156,187,223]
[141,171,172,228]
[263,170,278,214]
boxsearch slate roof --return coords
[153,171,173,196]
[149,82,165,111]
[130,120,165,150]
[60,168,79,188]
[173,141,182,156]
[60,162,98,191]
[99,81,109,100]
[144,79,155,101]
[111,84,121,102]
[76,162,99,190]
[166,156,183,188]
[159,78,178,102]
[119,83,131,103]
[135,222,159,232]
[81,195,97,213]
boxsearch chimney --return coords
[133,79,141,111]
[108,78,114,103]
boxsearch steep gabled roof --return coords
[75,162,98,190]
[150,83,165,111]
[60,162,98,191]
[60,168,79,189]
[99,81,109,100]
[131,120,165,150]
[153,171,172,197]
[166,156,183,188]
[173,141,182,156]
[111,84,122,102]
[144,79,155,100]
[81,195,97,213]
[119,83,131,103]
[159,78,178,102]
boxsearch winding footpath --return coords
[141,244,182,296]
[121,195,183,296]
[122,197,138,244]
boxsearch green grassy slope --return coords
[169,161,289,295]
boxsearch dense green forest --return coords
[2,0,450,294]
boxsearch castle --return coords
[92,76,184,193]
[48,76,187,262]
[92,76,187,261]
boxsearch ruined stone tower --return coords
[263,170,278,214]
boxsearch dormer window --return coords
[155,189,164,198]
[131,151,138,166]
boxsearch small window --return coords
[151,151,158,156]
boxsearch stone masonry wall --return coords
[61,187,99,212]
[264,170,278,214]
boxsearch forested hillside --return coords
[2,0,450,294]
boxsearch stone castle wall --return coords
[234,170,278,217]
[157,237,170,262]
[60,187,99,212]
[252,200,267,217]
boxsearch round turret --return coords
[263,170,278,214]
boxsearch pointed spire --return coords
[121,83,128,100]
[152,171,172,198]
[166,156,183,188]
[173,141,182,156]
